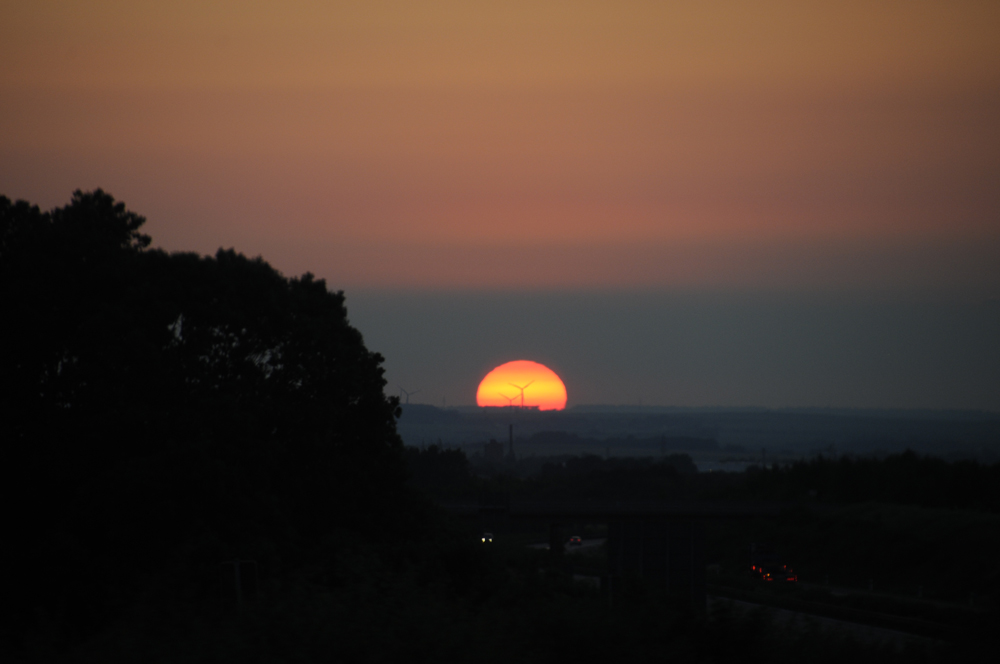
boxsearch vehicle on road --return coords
[568,536,583,546]
[481,532,493,544]
[749,542,797,582]
[752,563,798,582]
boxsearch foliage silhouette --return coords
[735,451,1000,512]
[1,191,407,653]
[404,445,472,495]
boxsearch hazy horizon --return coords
[347,289,1000,412]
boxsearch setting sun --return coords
[476,360,567,411]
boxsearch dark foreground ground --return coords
[8,449,998,663]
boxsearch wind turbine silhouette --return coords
[398,386,420,404]
[508,380,534,409]
[498,392,517,407]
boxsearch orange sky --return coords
[2,1,999,291]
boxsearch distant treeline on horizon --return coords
[396,402,1000,462]
[524,430,719,452]
[416,403,1000,419]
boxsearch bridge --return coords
[443,499,784,609]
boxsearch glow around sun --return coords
[476,360,567,411]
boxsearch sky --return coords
[2,1,999,409]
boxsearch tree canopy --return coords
[0,190,407,649]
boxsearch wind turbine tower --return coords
[398,386,420,404]
[508,380,535,409]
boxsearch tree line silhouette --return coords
[735,451,1000,512]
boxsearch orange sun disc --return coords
[476,360,567,411]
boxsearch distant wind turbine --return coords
[398,386,421,404]
[508,380,535,408]
[498,392,517,407]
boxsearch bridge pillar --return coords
[477,492,510,537]
[608,518,705,610]
[549,522,566,556]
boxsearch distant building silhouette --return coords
[484,439,505,464]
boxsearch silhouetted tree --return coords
[404,445,473,495]
[1,191,407,650]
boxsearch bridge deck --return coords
[441,500,784,520]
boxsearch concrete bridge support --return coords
[607,518,705,608]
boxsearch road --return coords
[527,539,947,648]
[706,595,944,649]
